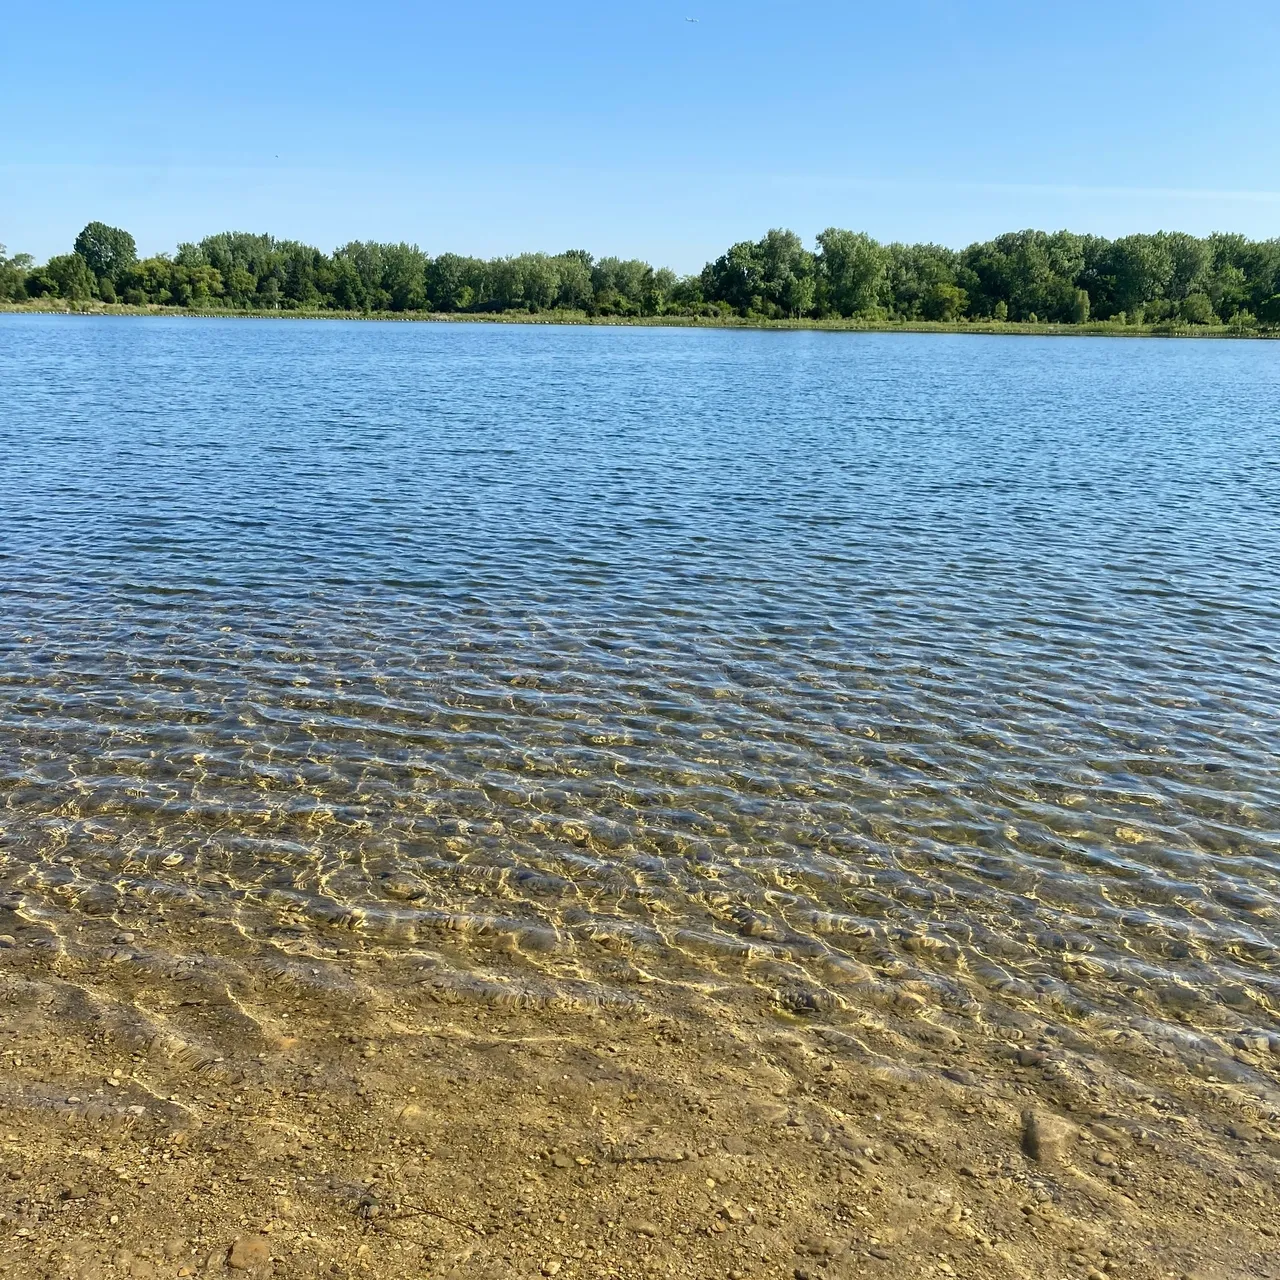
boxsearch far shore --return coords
[3,298,1274,339]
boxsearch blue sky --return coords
[4,0,1279,272]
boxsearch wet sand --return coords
[0,904,1274,1280]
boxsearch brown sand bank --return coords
[0,907,1274,1280]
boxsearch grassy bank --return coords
[3,297,1274,338]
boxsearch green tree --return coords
[45,253,97,300]
[378,243,429,311]
[814,228,885,317]
[700,241,763,314]
[920,281,967,321]
[225,267,259,306]
[1070,289,1090,323]
[882,241,958,318]
[1180,292,1215,324]
[518,253,561,311]
[1099,235,1172,317]
[754,228,815,318]
[591,257,652,312]
[73,222,137,284]
[1259,294,1280,324]
[668,274,705,312]
[427,253,485,311]
[122,256,177,304]
[25,267,60,298]
[0,245,33,301]
[554,251,594,310]
[196,231,278,297]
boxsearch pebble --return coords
[1093,1151,1117,1168]
[869,1245,893,1260]
[942,1068,979,1086]
[541,1262,562,1277]
[396,1103,430,1133]
[1087,1122,1125,1145]
[228,1236,271,1271]
[626,1218,660,1237]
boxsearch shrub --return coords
[1180,292,1216,324]
[921,282,967,322]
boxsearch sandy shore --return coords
[0,904,1274,1280]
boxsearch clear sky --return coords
[4,0,1279,272]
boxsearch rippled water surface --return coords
[2,315,1279,1100]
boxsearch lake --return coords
[1,317,1279,1241]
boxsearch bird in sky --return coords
[686,16,698,21]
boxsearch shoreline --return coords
[1,902,1273,1280]
[2,300,1273,339]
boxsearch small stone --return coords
[61,1183,91,1200]
[869,1245,893,1260]
[626,1218,660,1237]
[228,1236,271,1270]
[1021,1109,1073,1162]
[396,1103,430,1133]
[550,1153,574,1169]
[164,1239,187,1260]
[1087,1122,1125,1145]
[1088,1272,1107,1280]
[1093,1150,1116,1168]
[1226,1123,1257,1142]
[541,1262,562,1277]
[1015,1049,1046,1067]
[942,1068,978,1087]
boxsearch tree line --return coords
[3,220,1280,327]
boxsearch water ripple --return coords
[1,316,1279,1121]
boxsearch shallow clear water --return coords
[2,316,1278,1100]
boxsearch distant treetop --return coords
[3,222,1278,330]
[72,222,138,286]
